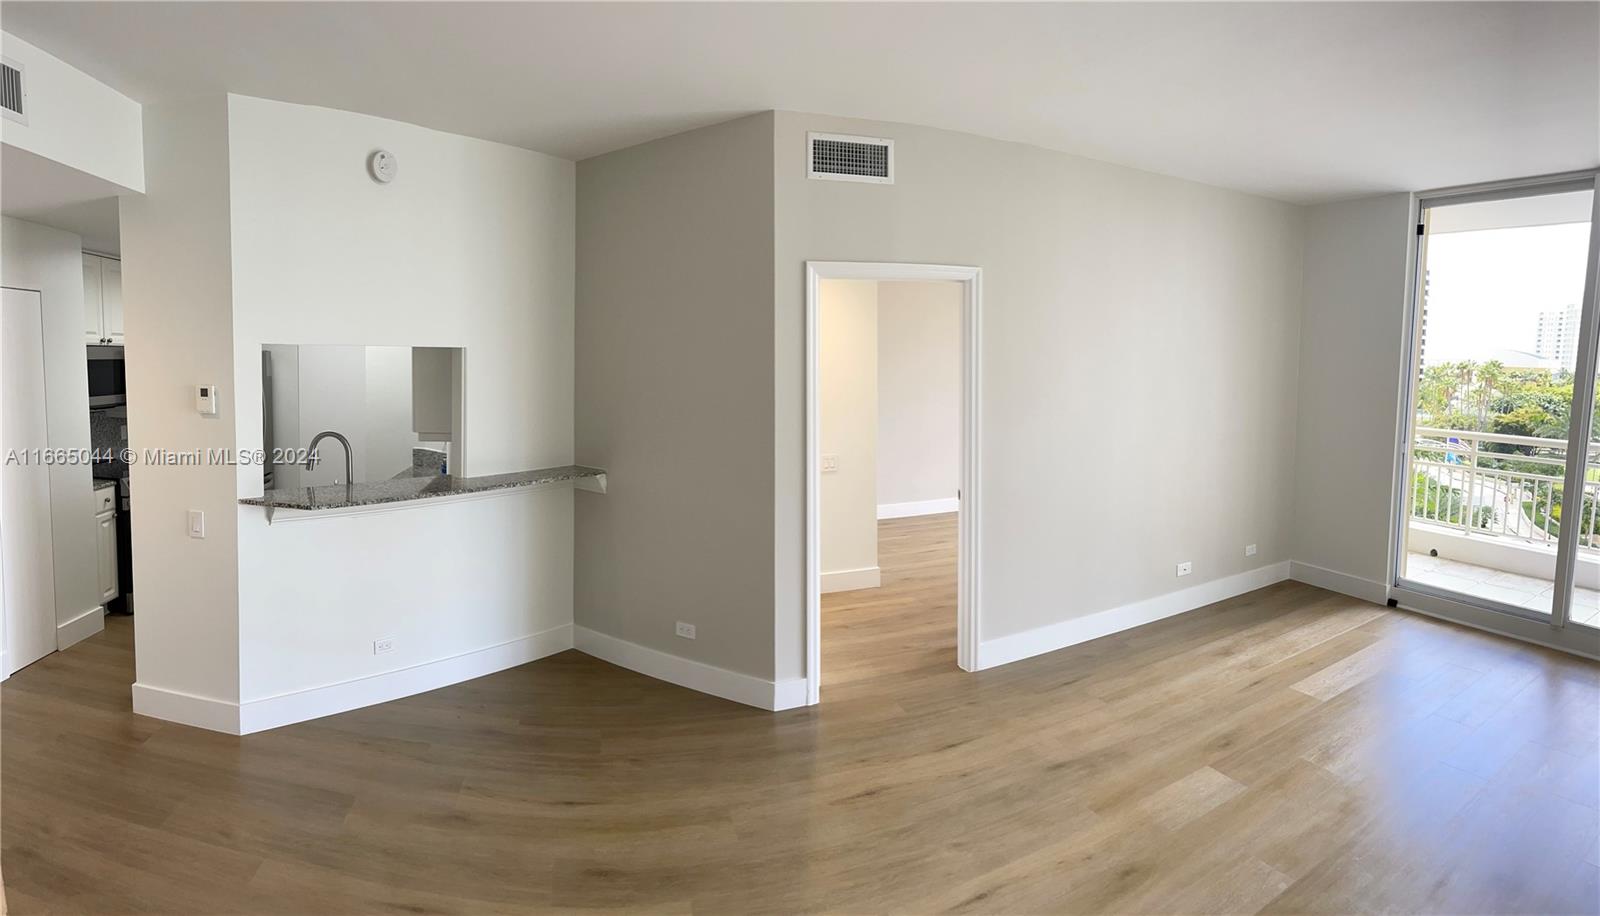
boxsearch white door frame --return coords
[804,261,982,705]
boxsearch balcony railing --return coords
[1410,426,1600,551]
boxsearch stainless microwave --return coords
[87,344,126,408]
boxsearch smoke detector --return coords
[368,149,397,183]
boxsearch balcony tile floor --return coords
[1405,551,1600,626]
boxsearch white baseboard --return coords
[1289,560,1389,605]
[575,626,805,711]
[770,676,809,711]
[134,622,813,734]
[238,624,574,734]
[878,498,959,520]
[57,605,105,650]
[822,566,881,593]
[134,624,575,735]
[132,683,241,734]
[977,561,1292,670]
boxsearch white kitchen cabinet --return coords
[83,254,104,342]
[101,258,123,342]
[95,504,119,605]
[83,253,124,345]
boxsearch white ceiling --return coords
[18,196,121,255]
[4,2,1597,204]
[1,145,124,253]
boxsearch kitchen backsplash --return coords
[90,407,129,458]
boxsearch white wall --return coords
[877,280,961,512]
[574,112,776,680]
[1291,193,1414,590]
[819,278,879,587]
[121,93,576,729]
[0,217,101,641]
[0,31,144,194]
[235,488,572,706]
[119,97,241,708]
[227,94,574,489]
[224,95,576,712]
[773,112,1306,680]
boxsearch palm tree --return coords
[1440,361,1475,417]
[1454,361,1476,410]
[1419,364,1454,418]
[1476,360,1505,427]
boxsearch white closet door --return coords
[2,287,59,675]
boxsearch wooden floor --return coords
[4,513,1599,914]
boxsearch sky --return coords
[1423,210,1592,366]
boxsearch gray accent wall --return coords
[1291,193,1414,589]
[772,111,1308,681]
[575,112,777,680]
[575,109,1338,689]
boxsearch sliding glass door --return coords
[1560,302,1600,631]
[1395,174,1600,651]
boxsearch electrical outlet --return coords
[186,509,205,539]
[675,621,697,639]
[1245,544,1258,557]
[821,454,839,473]
[373,637,396,655]
[1176,561,1193,577]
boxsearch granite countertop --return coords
[93,478,117,492]
[240,464,605,512]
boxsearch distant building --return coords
[1536,303,1580,371]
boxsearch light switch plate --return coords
[187,509,205,539]
[821,454,839,473]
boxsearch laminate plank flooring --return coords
[4,513,1597,913]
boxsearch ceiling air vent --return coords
[808,132,893,184]
[1,57,26,125]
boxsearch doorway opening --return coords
[2,193,132,682]
[804,262,981,704]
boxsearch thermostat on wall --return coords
[196,384,219,416]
